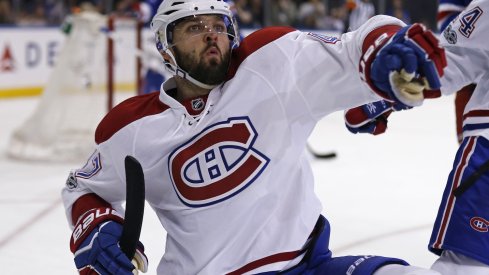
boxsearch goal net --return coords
[7,11,142,162]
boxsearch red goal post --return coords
[107,14,144,110]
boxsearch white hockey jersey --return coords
[440,0,489,141]
[62,15,405,274]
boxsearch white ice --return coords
[0,94,457,274]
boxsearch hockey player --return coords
[438,0,475,144]
[61,0,446,274]
[136,0,240,95]
[129,0,168,94]
[345,0,489,273]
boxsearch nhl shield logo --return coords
[443,25,457,44]
[65,172,78,189]
[191,98,205,111]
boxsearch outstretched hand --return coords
[363,23,447,107]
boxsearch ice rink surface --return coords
[0,94,458,274]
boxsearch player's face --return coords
[170,15,232,85]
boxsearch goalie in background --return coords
[61,0,447,274]
[61,1,104,35]
[7,0,112,162]
[344,0,489,273]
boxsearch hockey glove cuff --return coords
[345,100,410,135]
[70,207,148,275]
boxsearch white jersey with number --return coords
[440,0,489,140]
[62,15,404,274]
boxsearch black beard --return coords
[173,44,230,86]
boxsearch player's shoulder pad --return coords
[95,91,169,144]
[226,26,296,79]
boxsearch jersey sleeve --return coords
[61,92,168,227]
[439,0,489,95]
[61,148,127,228]
[270,15,405,120]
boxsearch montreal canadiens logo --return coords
[168,117,270,207]
[470,217,489,232]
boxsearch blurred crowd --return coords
[0,0,437,31]
[0,0,139,25]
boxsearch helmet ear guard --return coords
[155,32,164,51]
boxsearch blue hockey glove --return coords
[344,100,409,135]
[360,23,447,108]
[70,208,148,275]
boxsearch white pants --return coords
[374,265,441,275]
[374,250,489,275]
[430,250,489,275]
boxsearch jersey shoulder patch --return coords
[306,32,340,44]
[95,91,169,144]
[227,26,296,79]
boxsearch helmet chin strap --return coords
[164,50,219,90]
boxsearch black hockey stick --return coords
[454,158,489,197]
[307,144,337,159]
[120,156,146,260]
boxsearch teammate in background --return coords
[345,0,489,273]
[438,0,475,144]
[129,0,168,94]
[61,0,446,274]
[221,0,245,40]
[429,0,489,272]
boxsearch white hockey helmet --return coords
[150,0,240,89]
[151,0,239,50]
